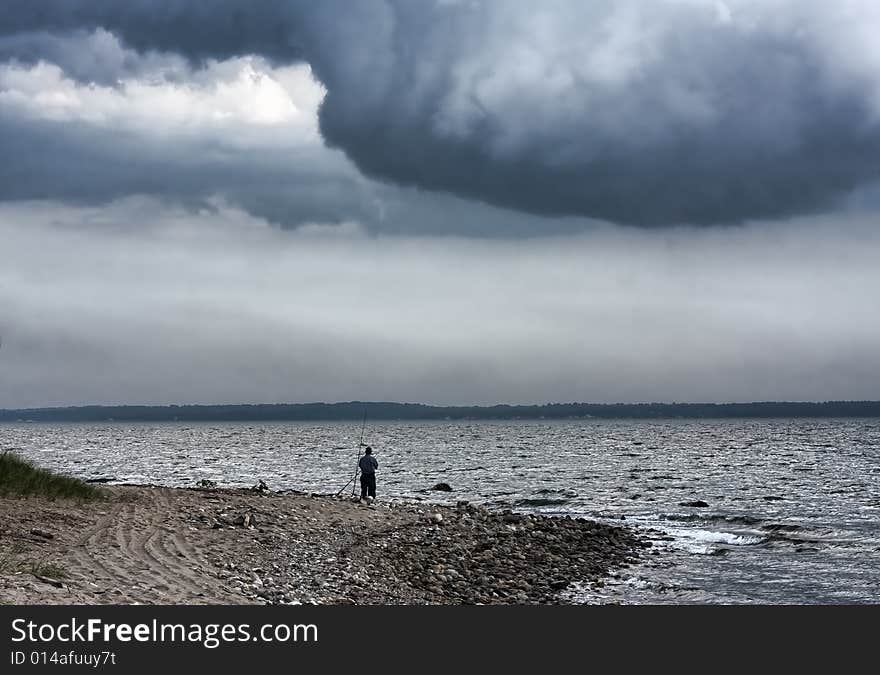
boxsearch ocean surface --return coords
[3,418,878,604]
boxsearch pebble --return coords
[201,489,643,606]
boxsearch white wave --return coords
[663,527,764,554]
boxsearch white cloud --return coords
[0,54,325,144]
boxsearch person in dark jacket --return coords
[358,446,378,502]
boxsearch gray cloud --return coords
[5,1,880,228]
[1,201,879,407]
[0,28,187,85]
[0,28,600,236]
[0,1,305,64]
[0,107,377,227]
[0,100,596,236]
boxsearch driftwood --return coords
[33,575,64,588]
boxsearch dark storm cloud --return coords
[0,103,592,236]
[4,1,880,227]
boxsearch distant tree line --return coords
[1,400,880,422]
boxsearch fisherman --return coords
[358,446,378,503]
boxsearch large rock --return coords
[431,483,453,492]
[233,513,256,527]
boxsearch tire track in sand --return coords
[143,489,231,601]
[68,488,240,603]
[67,503,134,601]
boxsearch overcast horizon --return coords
[2,1,880,409]
[3,399,880,412]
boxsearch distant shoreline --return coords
[2,400,880,423]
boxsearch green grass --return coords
[29,561,67,579]
[0,549,66,581]
[0,544,25,574]
[0,451,103,500]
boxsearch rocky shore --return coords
[0,485,649,605]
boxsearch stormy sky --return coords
[1,1,879,407]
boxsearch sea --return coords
[3,418,878,604]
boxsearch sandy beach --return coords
[0,485,648,605]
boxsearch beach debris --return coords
[84,477,114,483]
[679,500,709,508]
[250,480,269,493]
[196,479,216,489]
[29,528,54,540]
[33,575,65,588]
[431,482,453,492]
[233,513,256,528]
[429,513,444,524]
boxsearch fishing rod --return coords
[351,409,368,497]
[335,408,367,497]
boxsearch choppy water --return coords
[3,418,878,604]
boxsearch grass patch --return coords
[0,451,103,500]
[0,547,67,581]
[29,561,67,579]
[0,544,26,574]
